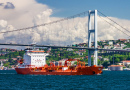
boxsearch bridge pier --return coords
[88,10,98,66]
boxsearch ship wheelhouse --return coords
[23,50,49,67]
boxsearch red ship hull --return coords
[15,66,103,75]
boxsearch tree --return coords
[102,61,109,68]
[4,62,10,67]
[115,58,120,64]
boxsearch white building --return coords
[114,47,122,50]
[122,60,130,66]
[103,58,109,61]
[108,65,123,71]
[104,45,109,49]
[108,41,113,46]
[125,48,130,51]
[23,50,49,67]
[121,43,126,48]
[67,48,73,51]
[0,61,4,70]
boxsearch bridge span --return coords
[0,43,129,52]
[0,10,129,66]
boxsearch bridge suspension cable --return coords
[98,15,130,37]
[0,11,89,34]
[98,10,130,34]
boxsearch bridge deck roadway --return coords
[0,43,129,52]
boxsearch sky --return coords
[36,0,130,20]
[0,0,130,48]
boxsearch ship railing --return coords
[97,65,103,67]
[25,65,35,68]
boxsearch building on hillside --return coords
[17,56,22,60]
[117,63,123,65]
[0,59,8,61]
[98,45,101,48]
[122,60,130,66]
[78,43,87,47]
[0,48,7,51]
[125,48,130,51]
[114,47,123,50]
[12,58,17,61]
[116,43,120,46]
[11,65,15,69]
[113,40,117,44]
[104,45,112,49]
[108,41,113,46]
[118,39,127,42]
[121,43,126,48]
[100,40,106,42]
[108,65,123,71]
[79,49,86,52]
[78,52,83,56]
[104,45,109,49]
[113,44,122,49]
[127,39,130,43]
[98,56,103,61]
[103,58,109,61]
[67,48,73,51]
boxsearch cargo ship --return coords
[15,49,103,75]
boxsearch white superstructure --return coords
[23,50,49,67]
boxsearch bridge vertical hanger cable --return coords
[71,17,74,46]
[45,25,47,45]
[71,16,74,46]
[68,18,71,46]
[49,24,51,45]
[98,10,130,34]
[78,15,80,45]
[51,23,53,45]
[62,21,65,46]
[66,18,68,46]
[60,21,64,46]
[59,22,61,46]
[83,12,88,45]
[62,20,65,46]
[70,19,72,46]
[58,22,61,46]
[98,13,130,40]
[98,15,130,37]
[65,19,67,46]
[83,12,87,53]
[97,15,101,42]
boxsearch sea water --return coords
[0,70,130,90]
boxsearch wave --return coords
[0,73,16,75]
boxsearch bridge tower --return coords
[88,10,98,66]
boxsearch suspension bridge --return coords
[0,10,129,66]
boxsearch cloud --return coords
[0,3,4,6]
[0,0,129,49]
[0,0,49,28]
[4,2,15,9]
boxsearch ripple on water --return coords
[0,70,130,89]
